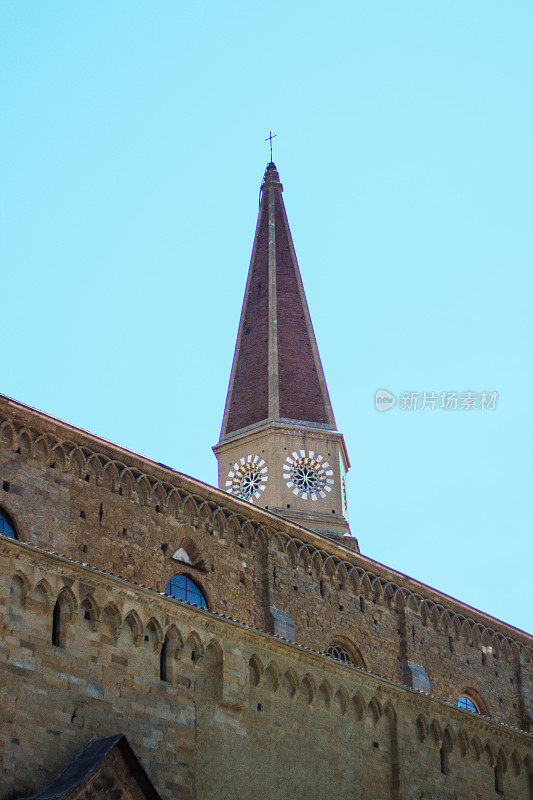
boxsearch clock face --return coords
[283,450,334,500]
[225,455,268,502]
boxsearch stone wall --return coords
[0,395,531,737]
[1,538,531,800]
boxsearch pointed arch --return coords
[394,587,408,610]
[440,609,452,635]
[118,468,136,500]
[145,617,163,651]
[470,735,483,762]
[416,714,428,743]
[311,551,324,579]
[299,673,316,705]
[457,729,469,757]
[440,727,454,775]
[50,444,68,472]
[360,572,372,600]
[280,668,298,699]
[10,572,30,606]
[490,631,501,659]
[174,534,203,567]
[352,692,365,721]
[383,700,396,725]
[182,495,198,523]
[286,540,299,569]
[34,434,50,463]
[0,420,17,450]
[121,609,142,645]
[485,740,497,768]
[429,719,442,747]
[471,624,482,649]
[323,556,336,582]
[501,638,511,661]
[69,447,86,478]
[371,577,383,604]
[195,500,211,527]
[367,696,382,724]
[248,655,263,688]
[102,462,119,492]
[270,531,285,553]
[336,562,348,590]
[430,605,442,630]
[510,750,521,777]
[80,594,99,631]
[18,428,34,459]
[86,454,103,485]
[101,602,121,639]
[333,686,349,715]
[212,508,227,538]
[34,578,52,608]
[202,639,223,699]
[221,512,237,542]
[383,583,395,608]
[481,627,492,648]
[151,481,167,507]
[241,520,256,547]
[495,748,507,795]
[264,661,280,692]
[166,489,181,517]
[299,546,312,572]
[160,624,183,683]
[183,630,203,663]
[406,593,419,612]
[136,475,152,506]
[52,587,77,648]
[316,680,332,710]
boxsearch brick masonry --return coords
[0,394,532,799]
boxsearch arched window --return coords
[52,590,74,648]
[456,695,478,713]
[325,644,353,665]
[160,637,170,682]
[495,751,506,795]
[440,729,453,775]
[165,574,208,609]
[52,599,62,646]
[0,507,17,539]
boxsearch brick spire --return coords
[220,163,337,440]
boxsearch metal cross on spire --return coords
[265,130,277,162]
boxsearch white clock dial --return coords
[225,455,268,502]
[283,450,334,500]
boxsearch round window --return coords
[325,644,352,664]
[225,456,268,502]
[283,450,334,500]
[165,574,208,609]
[456,695,478,713]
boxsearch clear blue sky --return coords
[2,2,532,632]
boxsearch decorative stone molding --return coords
[0,404,531,662]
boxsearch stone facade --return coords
[1,394,532,799]
[1,161,532,800]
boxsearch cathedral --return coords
[0,162,531,800]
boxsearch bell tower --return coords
[213,162,357,549]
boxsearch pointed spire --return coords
[220,163,337,440]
